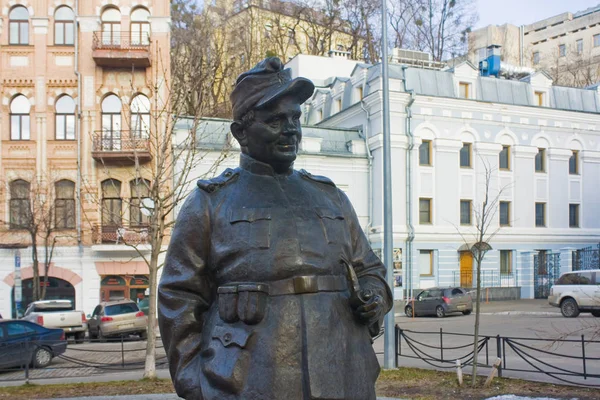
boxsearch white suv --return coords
[548,270,600,318]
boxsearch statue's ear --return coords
[230,122,247,147]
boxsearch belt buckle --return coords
[293,276,318,294]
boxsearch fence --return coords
[395,325,600,387]
[0,336,167,383]
[452,270,520,288]
[573,243,600,271]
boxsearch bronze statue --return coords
[158,57,392,400]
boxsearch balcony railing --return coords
[92,31,151,68]
[92,130,152,165]
[92,224,149,245]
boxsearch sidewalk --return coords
[393,299,559,316]
[44,395,406,400]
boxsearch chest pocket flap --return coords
[315,207,347,245]
[229,208,272,249]
[315,207,344,221]
[230,208,272,223]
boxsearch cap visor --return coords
[255,77,315,109]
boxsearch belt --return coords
[269,275,348,296]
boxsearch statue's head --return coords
[230,57,315,173]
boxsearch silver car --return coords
[87,300,148,341]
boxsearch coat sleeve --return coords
[339,190,393,334]
[158,188,214,400]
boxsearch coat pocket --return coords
[230,208,272,249]
[316,207,348,245]
[202,325,253,394]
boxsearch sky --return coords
[476,0,600,29]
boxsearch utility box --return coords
[479,45,502,77]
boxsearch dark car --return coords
[0,320,67,370]
[404,287,473,318]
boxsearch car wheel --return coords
[436,306,446,318]
[75,332,85,344]
[139,330,148,340]
[405,305,414,318]
[462,310,472,315]
[591,310,600,317]
[98,328,106,343]
[32,347,53,368]
[561,298,580,318]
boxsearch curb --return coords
[481,311,561,316]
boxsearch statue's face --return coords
[244,96,303,170]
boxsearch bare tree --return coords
[454,158,510,386]
[340,0,381,62]
[546,46,600,88]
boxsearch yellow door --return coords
[459,252,473,288]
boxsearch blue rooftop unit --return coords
[479,45,501,77]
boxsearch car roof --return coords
[99,299,137,307]
[562,269,600,274]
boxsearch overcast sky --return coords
[476,0,600,28]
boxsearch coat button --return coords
[224,171,232,177]
[223,333,232,343]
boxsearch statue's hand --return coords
[353,292,385,326]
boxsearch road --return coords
[371,299,600,388]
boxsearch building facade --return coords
[468,5,600,87]
[285,54,600,300]
[0,0,170,318]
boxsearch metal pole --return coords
[381,0,396,370]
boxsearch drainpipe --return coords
[359,75,374,238]
[402,66,416,301]
[519,25,524,67]
[74,0,82,247]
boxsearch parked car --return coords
[0,319,67,370]
[87,300,148,341]
[404,287,473,318]
[548,270,600,318]
[22,300,87,343]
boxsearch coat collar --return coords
[239,153,293,176]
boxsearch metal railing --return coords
[395,326,600,387]
[573,243,600,271]
[92,131,150,153]
[92,31,151,51]
[92,224,149,245]
[452,270,520,288]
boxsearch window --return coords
[356,86,363,101]
[459,82,470,99]
[6,322,35,337]
[460,143,471,167]
[419,198,432,224]
[499,145,510,170]
[130,179,150,227]
[336,98,342,113]
[54,6,74,45]
[500,250,512,275]
[577,39,583,55]
[594,34,600,48]
[101,94,122,150]
[419,250,433,276]
[317,109,323,121]
[55,96,76,140]
[131,94,150,139]
[55,180,75,229]
[499,201,510,226]
[101,7,121,46]
[535,202,546,227]
[535,148,545,172]
[10,180,30,229]
[419,140,431,165]
[559,44,566,57]
[130,7,150,45]
[535,91,544,106]
[569,204,579,228]
[533,51,540,65]
[460,200,471,225]
[9,6,29,45]
[556,272,593,285]
[569,150,579,174]
[10,95,31,141]
[102,179,122,228]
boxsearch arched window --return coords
[10,180,30,229]
[101,95,122,150]
[101,7,121,46]
[130,179,150,227]
[131,94,150,139]
[10,95,31,140]
[54,6,74,45]
[55,180,75,229]
[130,8,150,45]
[55,96,76,140]
[9,6,29,45]
[101,179,122,229]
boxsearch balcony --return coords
[92,130,152,165]
[92,224,149,245]
[92,32,151,68]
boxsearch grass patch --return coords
[0,368,598,399]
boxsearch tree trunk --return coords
[471,257,482,387]
[31,241,40,301]
[143,235,161,379]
